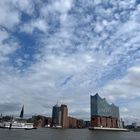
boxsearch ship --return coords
[0,105,35,130]
[0,121,34,130]
[89,126,130,132]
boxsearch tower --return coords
[61,104,68,128]
[52,104,61,127]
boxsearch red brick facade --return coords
[91,116,118,128]
[61,105,68,128]
[68,117,77,128]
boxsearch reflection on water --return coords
[0,128,140,140]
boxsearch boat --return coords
[0,121,34,130]
[89,126,130,132]
[52,125,62,129]
[0,105,35,130]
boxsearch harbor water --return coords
[0,128,140,140]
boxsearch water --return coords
[0,128,140,140]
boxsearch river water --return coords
[0,128,140,140]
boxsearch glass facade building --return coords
[90,93,120,128]
[52,104,61,126]
[90,93,119,119]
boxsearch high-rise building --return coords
[52,104,61,127]
[61,104,68,128]
[90,93,120,128]
[51,104,68,128]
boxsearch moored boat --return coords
[0,121,34,130]
[0,105,35,130]
[89,126,130,132]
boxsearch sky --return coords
[0,0,140,123]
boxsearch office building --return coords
[52,104,68,128]
[52,104,61,127]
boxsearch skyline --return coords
[0,0,140,123]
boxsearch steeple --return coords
[20,105,24,119]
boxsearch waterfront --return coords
[0,128,140,140]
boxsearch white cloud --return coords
[0,29,9,42]
[0,1,20,29]
[0,29,19,63]
[0,0,35,29]
[52,0,73,13]
[117,20,139,35]
[0,0,140,123]
[93,0,102,5]
[20,0,73,34]
[101,66,140,120]
[118,0,136,9]
[40,0,73,19]
[21,18,48,33]
[12,0,34,15]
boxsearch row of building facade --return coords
[31,114,89,128]
[1,93,120,128]
[50,93,121,128]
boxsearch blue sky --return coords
[0,0,140,123]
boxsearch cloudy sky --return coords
[0,0,140,123]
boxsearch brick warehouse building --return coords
[90,93,119,128]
